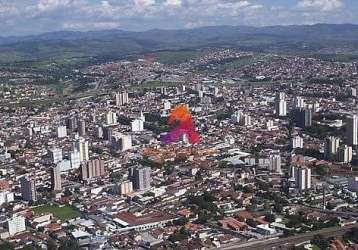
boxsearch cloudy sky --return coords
[0,0,357,36]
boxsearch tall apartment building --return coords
[51,165,62,191]
[275,92,287,117]
[324,136,340,160]
[346,115,358,146]
[130,167,151,191]
[115,91,129,106]
[20,176,37,202]
[81,159,106,181]
[8,214,26,236]
[57,125,67,138]
[291,166,311,191]
[73,138,89,162]
[49,148,63,164]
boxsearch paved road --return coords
[219,225,356,250]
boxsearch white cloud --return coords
[37,0,74,11]
[164,0,181,7]
[134,0,155,8]
[297,0,343,12]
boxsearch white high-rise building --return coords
[269,155,281,173]
[106,111,118,125]
[337,145,353,163]
[231,111,243,124]
[239,114,252,126]
[115,91,129,106]
[70,150,81,169]
[49,148,63,164]
[131,119,144,132]
[324,136,340,160]
[57,126,67,138]
[291,166,311,191]
[291,136,303,149]
[112,134,132,151]
[139,111,145,122]
[275,92,287,117]
[73,138,89,162]
[293,96,305,109]
[0,191,14,205]
[163,101,171,110]
[119,181,133,195]
[8,214,26,236]
[346,115,358,146]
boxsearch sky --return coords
[0,0,358,36]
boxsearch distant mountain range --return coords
[1,24,358,63]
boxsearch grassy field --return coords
[32,204,81,221]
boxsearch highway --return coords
[219,225,356,250]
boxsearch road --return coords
[219,225,356,250]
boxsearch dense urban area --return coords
[1,48,358,250]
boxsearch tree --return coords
[246,218,257,227]
[58,239,80,250]
[265,213,276,223]
[311,234,329,250]
[0,242,14,250]
[47,239,58,250]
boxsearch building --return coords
[103,126,113,141]
[131,119,144,132]
[348,177,358,192]
[130,167,151,191]
[346,115,358,146]
[275,92,287,117]
[292,108,312,128]
[51,165,62,191]
[70,150,81,169]
[239,114,252,126]
[112,134,132,151]
[324,136,340,160]
[269,155,281,173]
[291,136,303,149]
[81,159,106,181]
[350,87,357,97]
[49,148,63,164]
[96,126,103,139]
[337,145,353,163]
[119,181,133,195]
[291,166,311,191]
[66,116,78,131]
[73,138,89,162]
[8,214,26,236]
[106,111,118,125]
[231,111,242,124]
[0,191,14,205]
[57,125,67,138]
[293,96,305,109]
[113,210,176,232]
[115,91,129,106]
[78,120,86,136]
[20,176,37,202]
[163,101,171,110]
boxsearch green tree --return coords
[311,234,329,250]
[265,213,276,223]
[246,218,257,227]
[0,242,14,250]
